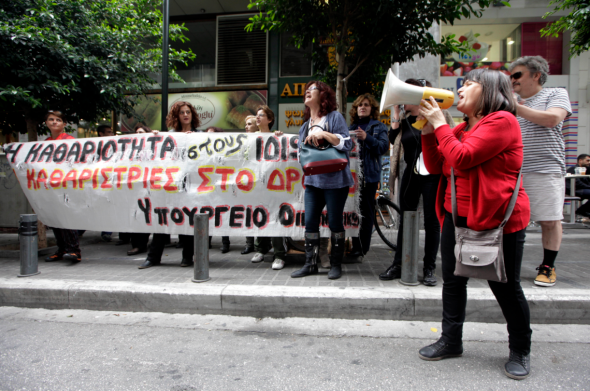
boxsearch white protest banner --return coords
[3,133,361,238]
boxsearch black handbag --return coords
[299,123,348,176]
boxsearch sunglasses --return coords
[417,79,427,87]
[510,72,523,80]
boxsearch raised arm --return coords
[365,122,390,157]
[516,105,568,129]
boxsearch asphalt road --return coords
[1,307,589,391]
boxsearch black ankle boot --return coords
[504,350,530,380]
[418,338,463,361]
[379,263,401,280]
[328,231,345,280]
[291,233,319,278]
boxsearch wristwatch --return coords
[391,118,400,123]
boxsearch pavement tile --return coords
[2,229,590,293]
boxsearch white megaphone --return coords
[379,69,454,113]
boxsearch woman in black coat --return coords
[348,94,390,259]
[379,79,441,286]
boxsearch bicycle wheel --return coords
[374,197,401,250]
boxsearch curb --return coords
[1,278,589,324]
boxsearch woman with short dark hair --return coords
[417,69,532,380]
[249,106,288,269]
[290,81,354,280]
[255,105,275,131]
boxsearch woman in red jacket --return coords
[417,69,532,380]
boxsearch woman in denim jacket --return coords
[291,81,354,280]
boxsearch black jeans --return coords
[131,233,150,249]
[393,169,441,270]
[440,212,532,355]
[148,234,194,261]
[53,228,80,254]
[575,189,590,216]
[352,181,379,255]
[304,185,349,233]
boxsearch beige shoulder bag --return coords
[451,168,522,283]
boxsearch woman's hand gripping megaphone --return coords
[417,96,447,135]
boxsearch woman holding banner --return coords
[139,102,202,269]
[42,110,83,264]
[249,105,289,270]
[290,82,354,280]
[117,124,154,255]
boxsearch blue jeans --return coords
[304,185,349,233]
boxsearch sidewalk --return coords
[1,228,589,324]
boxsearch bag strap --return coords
[451,167,522,228]
[300,123,325,150]
[499,169,522,228]
[450,168,459,226]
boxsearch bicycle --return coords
[373,190,401,250]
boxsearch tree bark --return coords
[25,117,39,142]
[335,49,347,115]
[25,117,47,248]
[37,220,47,249]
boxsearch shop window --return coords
[441,24,522,76]
[521,22,563,75]
[169,20,216,88]
[217,15,267,85]
[280,33,312,77]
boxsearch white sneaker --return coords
[272,258,285,270]
[251,252,265,263]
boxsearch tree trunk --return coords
[335,49,347,115]
[25,117,39,142]
[37,219,47,249]
[25,116,47,248]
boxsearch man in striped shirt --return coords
[509,56,572,288]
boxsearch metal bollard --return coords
[18,214,40,278]
[191,213,211,283]
[400,211,419,286]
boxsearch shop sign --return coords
[121,91,267,132]
[280,83,308,97]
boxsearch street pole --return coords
[161,0,169,132]
[192,213,211,283]
[18,214,40,277]
[400,211,420,286]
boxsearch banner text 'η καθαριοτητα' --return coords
[4,133,360,238]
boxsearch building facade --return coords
[112,0,589,160]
